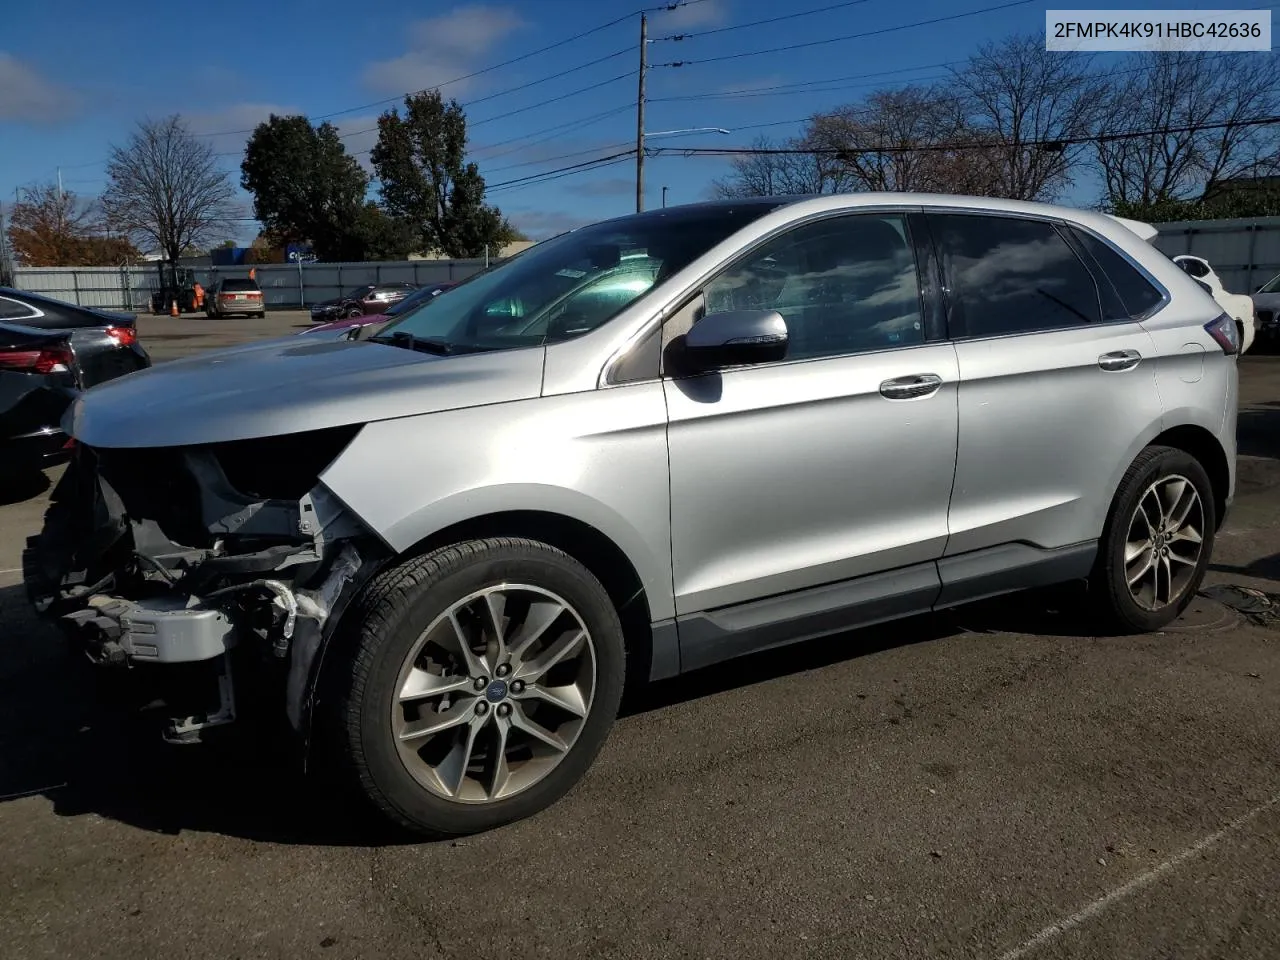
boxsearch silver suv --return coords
[26,194,1238,838]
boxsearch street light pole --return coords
[635,13,647,213]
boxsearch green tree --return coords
[370,91,517,257]
[351,203,416,260]
[241,115,373,261]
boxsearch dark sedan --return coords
[297,282,455,339]
[0,288,150,477]
[308,282,418,323]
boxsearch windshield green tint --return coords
[375,202,788,351]
[1260,273,1280,294]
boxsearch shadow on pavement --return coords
[1211,550,1280,584]
[0,579,1101,847]
[0,469,50,507]
[1238,404,1280,460]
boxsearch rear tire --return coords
[1091,445,1216,633]
[323,538,625,839]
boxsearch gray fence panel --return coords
[1152,216,1280,295]
[13,258,491,310]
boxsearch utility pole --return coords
[635,13,647,213]
[662,186,668,208]
[57,167,63,203]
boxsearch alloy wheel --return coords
[1124,474,1205,611]
[390,584,596,804]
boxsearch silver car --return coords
[26,194,1238,838]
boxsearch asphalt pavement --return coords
[1,315,1278,960]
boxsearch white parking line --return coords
[995,792,1280,960]
[0,567,21,576]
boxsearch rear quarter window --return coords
[0,295,39,320]
[1068,227,1165,319]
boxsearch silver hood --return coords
[66,336,546,448]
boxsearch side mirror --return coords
[682,309,788,370]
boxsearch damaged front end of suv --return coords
[24,425,389,745]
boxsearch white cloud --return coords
[0,53,78,122]
[362,5,525,97]
[659,0,729,29]
[576,177,635,198]
[187,102,300,156]
[507,208,593,239]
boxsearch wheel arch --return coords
[1148,423,1231,530]
[375,509,663,691]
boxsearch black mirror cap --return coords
[683,309,789,370]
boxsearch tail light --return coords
[1204,313,1239,355]
[246,291,262,299]
[105,325,137,347]
[0,344,74,374]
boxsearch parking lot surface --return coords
[1,316,1278,960]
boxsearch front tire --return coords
[326,538,625,838]
[1091,445,1216,633]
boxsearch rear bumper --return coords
[214,299,264,314]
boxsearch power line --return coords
[484,140,636,175]
[654,0,1038,66]
[648,113,1280,157]
[655,0,878,42]
[649,61,966,102]
[473,104,636,159]
[197,0,708,137]
[471,70,637,127]
[486,150,637,192]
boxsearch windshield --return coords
[385,284,448,317]
[1260,273,1280,294]
[344,285,375,299]
[375,202,788,351]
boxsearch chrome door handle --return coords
[1098,349,1141,372]
[879,374,943,400]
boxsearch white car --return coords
[1171,255,1256,354]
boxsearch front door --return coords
[663,212,960,617]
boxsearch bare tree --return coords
[5,183,140,266]
[7,183,94,265]
[710,135,846,198]
[805,85,1006,195]
[1095,52,1280,206]
[101,115,235,260]
[952,34,1105,201]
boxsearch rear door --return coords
[664,211,959,622]
[930,212,1163,566]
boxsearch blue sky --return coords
[0,0,1269,244]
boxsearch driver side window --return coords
[700,213,924,361]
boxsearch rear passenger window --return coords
[1068,227,1164,318]
[0,296,38,320]
[929,214,1101,337]
[703,213,923,361]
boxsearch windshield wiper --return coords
[368,332,456,355]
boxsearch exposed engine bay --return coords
[23,426,388,744]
